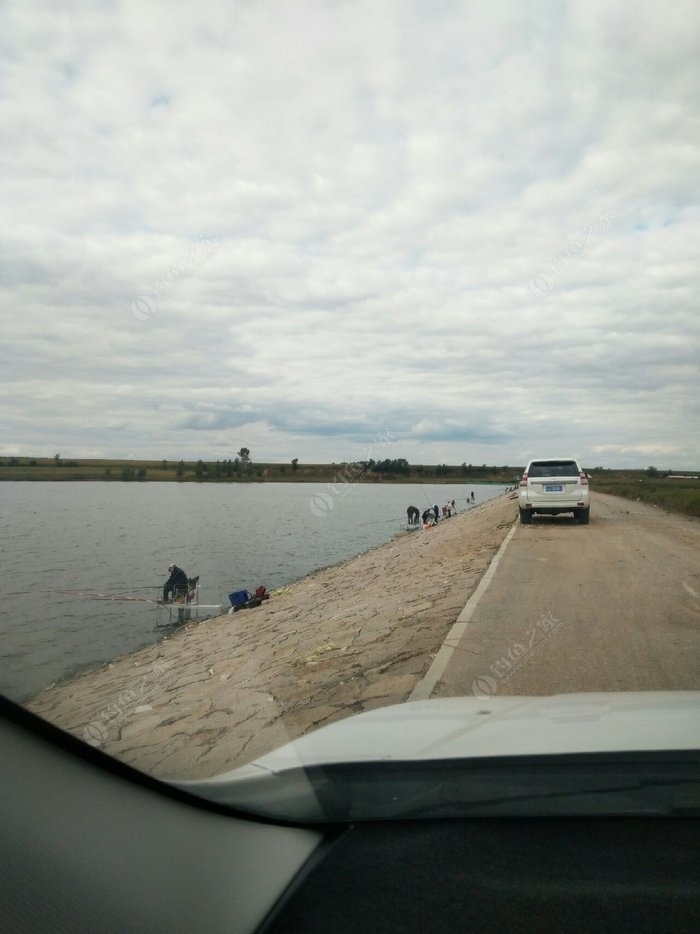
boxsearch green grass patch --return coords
[0,456,521,485]
[591,472,700,518]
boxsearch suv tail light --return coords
[579,470,588,486]
[519,472,528,487]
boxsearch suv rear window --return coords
[528,460,579,478]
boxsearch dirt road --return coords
[428,493,700,698]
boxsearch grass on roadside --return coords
[591,474,700,518]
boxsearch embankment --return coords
[29,494,517,780]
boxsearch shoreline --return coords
[29,494,517,780]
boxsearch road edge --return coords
[408,519,519,701]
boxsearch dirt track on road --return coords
[432,493,700,698]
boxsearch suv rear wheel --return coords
[519,508,532,525]
[578,508,590,525]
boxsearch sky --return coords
[1,0,699,469]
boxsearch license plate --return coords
[544,484,564,492]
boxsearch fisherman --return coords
[163,563,189,603]
[433,504,439,523]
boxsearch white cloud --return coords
[0,0,699,468]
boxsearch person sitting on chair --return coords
[163,563,189,603]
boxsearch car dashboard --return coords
[2,698,699,933]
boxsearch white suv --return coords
[518,458,590,524]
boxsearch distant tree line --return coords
[0,451,531,484]
[190,457,260,479]
[115,467,147,481]
[360,457,412,475]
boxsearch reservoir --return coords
[0,480,506,701]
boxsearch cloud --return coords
[0,0,698,468]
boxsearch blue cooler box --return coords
[229,590,250,608]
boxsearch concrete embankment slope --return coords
[29,495,516,780]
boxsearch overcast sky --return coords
[1,0,699,469]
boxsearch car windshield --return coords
[1,0,699,824]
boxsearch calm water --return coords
[0,481,507,701]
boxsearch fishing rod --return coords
[3,588,161,603]
[89,593,161,603]
[416,484,471,510]
[4,586,162,596]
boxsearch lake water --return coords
[0,481,507,701]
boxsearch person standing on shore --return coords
[163,564,189,603]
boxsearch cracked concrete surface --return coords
[29,494,516,780]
